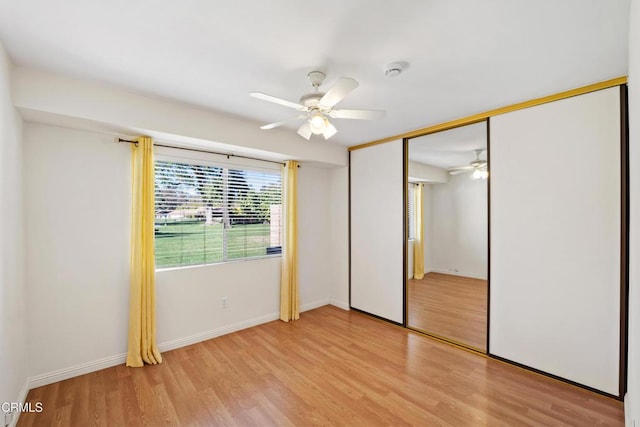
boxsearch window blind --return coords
[154,159,282,269]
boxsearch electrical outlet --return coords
[221,297,228,308]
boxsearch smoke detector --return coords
[384,61,409,77]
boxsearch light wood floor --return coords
[19,305,622,426]
[409,272,488,350]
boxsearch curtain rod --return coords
[118,138,289,166]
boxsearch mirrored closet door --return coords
[406,121,488,351]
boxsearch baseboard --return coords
[160,300,331,353]
[28,302,331,390]
[29,312,280,388]
[429,268,488,280]
[7,380,30,427]
[329,299,350,311]
[300,299,330,313]
[158,311,280,353]
[29,352,127,389]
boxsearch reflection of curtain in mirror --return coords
[413,183,425,280]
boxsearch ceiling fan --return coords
[250,71,385,140]
[448,149,488,179]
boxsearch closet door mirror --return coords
[406,121,488,351]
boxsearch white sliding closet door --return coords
[490,87,621,394]
[350,140,404,323]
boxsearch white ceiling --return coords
[0,0,630,147]
[409,121,486,169]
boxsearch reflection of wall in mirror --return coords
[424,173,488,280]
[408,161,447,183]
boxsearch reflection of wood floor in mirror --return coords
[409,272,487,350]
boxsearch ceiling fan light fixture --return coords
[297,121,312,140]
[471,169,489,180]
[309,113,327,134]
[322,121,337,140]
[252,71,385,141]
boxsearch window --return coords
[408,183,416,240]
[154,159,282,269]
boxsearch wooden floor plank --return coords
[409,272,488,350]
[18,305,622,426]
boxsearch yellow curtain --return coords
[280,160,299,322]
[413,183,425,280]
[126,136,162,367]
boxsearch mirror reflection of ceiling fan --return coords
[448,149,488,179]
[250,71,385,140]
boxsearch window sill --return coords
[155,253,282,273]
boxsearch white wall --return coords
[490,87,621,395]
[350,141,404,323]
[408,161,448,183]
[328,166,349,309]
[24,122,334,386]
[428,173,488,279]
[24,124,131,382]
[12,67,347,168]
[298,165,334,307]
[626,0,640,423]
[0,41,28,424]
[155,258,282,347]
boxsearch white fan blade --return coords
[329,109,386,120]
[260,116,305,130]
[448,166,473,175]
[297,122,312,140]
[250,92,307,111]
[322,121,337,140]
[319,77,359,108]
